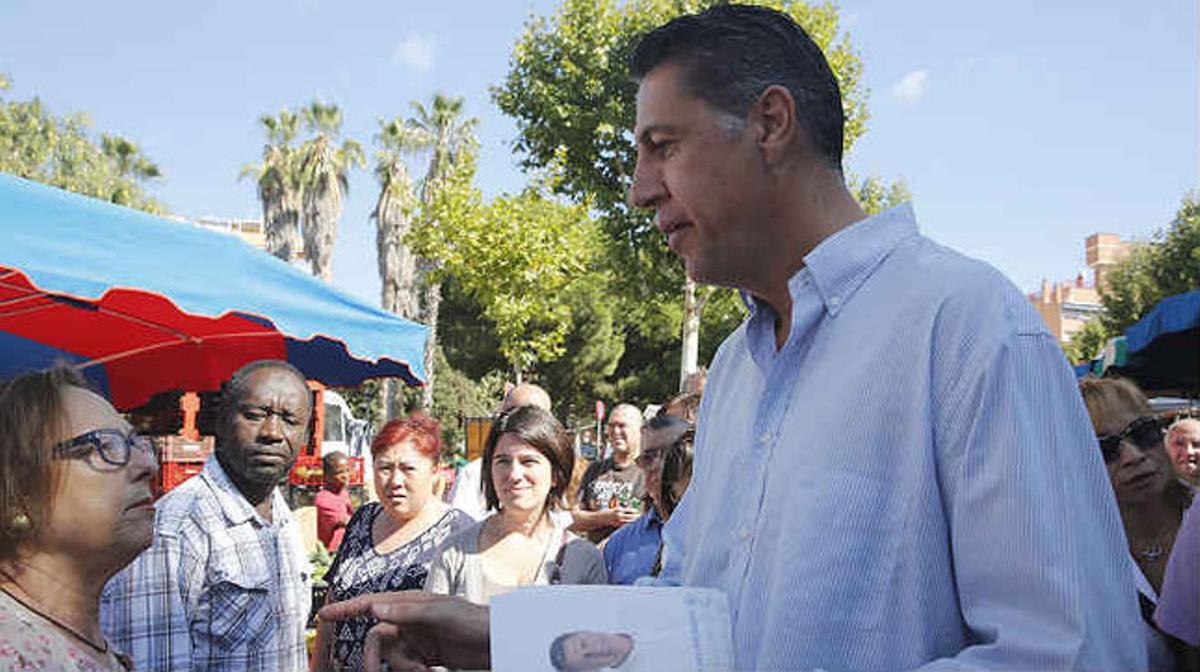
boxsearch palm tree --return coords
[404,94,478,409]
[240,111,303,262]
[298,101,364,282]
[100,133,162,208]
[372,118,427,420]
[373,118,425,321]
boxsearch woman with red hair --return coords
[313,414,471,671]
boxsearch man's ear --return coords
[753,85,798,167]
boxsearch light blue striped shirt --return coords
[658,205,1146,670]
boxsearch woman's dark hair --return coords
[658,424,695,518]
[482,405,573,514]
[0,367,90,562]
[630,3,845,171]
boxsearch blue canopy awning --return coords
[0,172,426,409]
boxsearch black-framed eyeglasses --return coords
[53,429,155,468]
[1097,416,1165,463]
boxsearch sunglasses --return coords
[1096,416,1165,463]
[53,429,155,468]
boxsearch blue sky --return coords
[1,0,1195,308]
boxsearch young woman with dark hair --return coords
[426,405,606,605]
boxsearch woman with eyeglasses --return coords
[1080,377,1197,671]
[602,414,692,585]
[0,368,157,671]
[425,405,606,605]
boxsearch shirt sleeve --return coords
[561,539,609,585]
[101,531,201,671]
[1155,498,1200,646]
[919,329,1147,671]
[423,542,456,595]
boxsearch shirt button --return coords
[738,527,751,540]
[829,296,842,308]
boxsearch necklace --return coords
[0,581,110,656]
[1131,520,1179,563]
[1136,544,1164,562]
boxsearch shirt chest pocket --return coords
[204,563,277,650]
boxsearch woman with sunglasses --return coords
[1080,377,1196,671]
[0,368,157,671]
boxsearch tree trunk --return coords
[679,277,702,392]
[420,274,441,410]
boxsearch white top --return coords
[425,516,606,605]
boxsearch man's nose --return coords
[259,414,285,441]
[628,159,664,210]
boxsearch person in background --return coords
[314,450,354,552]
[571,403,644,543]
[603,415,688,584]
[563,442,594,508]
[660,391,701,424]
[313,414,472,671]
[316,6,1145,669]
[449,383,552,521]
[426,406,606,605]
[101,360,314,671]
[1166,417,1200,485]
[578,428,600,461]
[680,369,706,396]
[651,417,695,577]
[0,368,157,671]
[1156,495,1199,669]
[1081,377,1198,671]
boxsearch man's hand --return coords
[569,506,641,532]
[606,506,642,526]
[318,592,491,672]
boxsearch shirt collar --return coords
[740,203,919,317]
[202,454,288,528]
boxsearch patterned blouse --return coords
[326,503,471,671]
[0,590,131,671]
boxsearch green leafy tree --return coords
[402,94,479,410]
[854,175,912,216]
[299,101,365,282]
[409,149,604,380]
[1064,317,1110,364]
[427,346,507,454]
[0,75,164,213]
[494,0,894,406]
[538,278,626,422]
[1101,194,1200,333]
[241,110,304,261]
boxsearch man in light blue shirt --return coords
[624,4,1145,670]
[316,6,1147,670]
